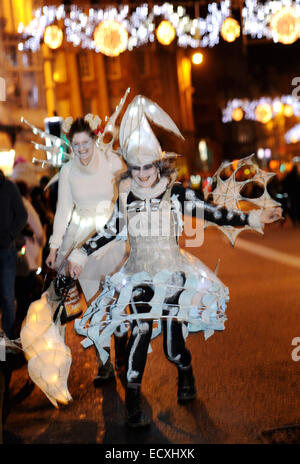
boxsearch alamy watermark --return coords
[0,337,5,362]
[291,337,300,362]
[94,194,205,248]
[0,77,6,101]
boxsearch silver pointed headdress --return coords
[119,95,184,166]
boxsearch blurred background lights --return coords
[270,6,300,45]
[198,139,208,161]
[94,20,128,56]
[232,107,244,121]
[190,174,201,188]
[0,149,15,176]
[192,52,204,64]
[283,104,293,117]
[220,17,240,42]
[264,148,272,159]
[255,103,273,124]
[44,25,63,49]
[257,148,265,159]
[156,20,176,45]
[272,100,283,113]
[223,95,300,123]
[285,123,300,143]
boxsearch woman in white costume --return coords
[45,115,128,383]
[69,95,282,428]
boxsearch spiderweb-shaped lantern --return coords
[203,154,280,245]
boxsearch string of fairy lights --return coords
[17,1,300,55]
[222,95,300,123]
[15,1,300,150]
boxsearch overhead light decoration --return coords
[156,20,176,45]
[285,123,300,143]
[94,20,128,56]
[283,104,294,117]
[272,100,283,113]
[255,103,273,124]
[223,95,300,123]
[220,17,240,42]
[232,107,244,121]
[19,1,300,52]
[18,2,232,52]
[44,25,63,49]
[270,6,300,44]
[242,0,300,43]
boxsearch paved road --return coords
[3,221,300,444]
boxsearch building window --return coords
[136,51,149,77]
[106,56,122,80]
[3,36,45,109]
[78,51,94,81]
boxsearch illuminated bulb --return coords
[283,104,293,117]
[257,148,265,159]
[156,20,176,46]
[94,20,128,57]
[264,148,272,159]
[192,52,203,64]
[255,103,272,124]
[273,101,283,113]
[221,17,240,43]
[270,6,300,45]
[232,107,243,121]
[44,25,63,49]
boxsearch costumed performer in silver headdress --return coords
[65,94,282,428]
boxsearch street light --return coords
[192,52,203,65]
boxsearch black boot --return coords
[114,333,128,377]
[177,365,197,403]
[93,352,115,387]
[125,384,151,428]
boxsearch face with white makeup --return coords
[130,163,159,188]
[71,131,94,166]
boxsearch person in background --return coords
[282,163,300,225]
[14,181,46,336]
[0,170,27,340]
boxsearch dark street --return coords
[3,221,300,444]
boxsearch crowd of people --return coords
[0,93,292,439]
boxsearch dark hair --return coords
[16,180,29,197]
[120,159,176,182]
[68,118,96,142]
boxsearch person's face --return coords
[130,163,159,188]
[71,132,94,165]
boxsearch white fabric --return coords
[68,248,88,268]
[119,95,183,166]
[49,145,124,249]
[49,145,127,301]
[22,197,46,271]
[248,209,263,229]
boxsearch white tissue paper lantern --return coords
[20,293,72,408]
